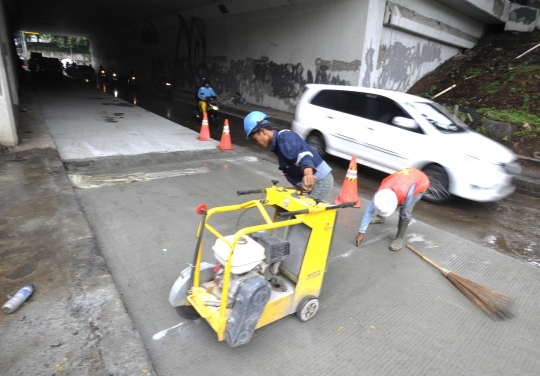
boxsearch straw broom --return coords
[406,245,513,320]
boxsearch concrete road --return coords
[107,81,540,268]
[31,78,540,375]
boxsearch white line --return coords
[69,167,210,189]
[153,322,184,340]
[329,220,418,261]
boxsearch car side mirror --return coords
[392,116,418,129]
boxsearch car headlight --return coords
[166,83,171,86]
[211,105,219,110]
[501,160,521,175]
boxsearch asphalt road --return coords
[104,80,540,269]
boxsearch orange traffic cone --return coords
[197,112,212,141]
[334,156,361,208]
[217,119,235,150]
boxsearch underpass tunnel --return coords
[1,0,535,147]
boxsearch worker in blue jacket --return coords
[244,111,334,201]
[197,79,219,115]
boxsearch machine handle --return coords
[237,189,265,195]
[324,202,357,210]
[278,209,310,217]
[278,201,356,217]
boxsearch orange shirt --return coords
[378,168,430,205]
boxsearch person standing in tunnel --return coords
[197,79,218,115]
[355,168,430,251]
[244,111,334,201]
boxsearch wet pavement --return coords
[2,76,540,375]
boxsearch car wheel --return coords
[306,132,326,158]
[422,164,452,204]
[210,114,220,127]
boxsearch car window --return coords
[371,98,407,123]
[370,98,424,134]
[311,90,340,110]
[410,102,468,133]
[341,92,370,118]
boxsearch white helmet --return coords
[373,189,398,217]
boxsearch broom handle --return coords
[406,244,445,273]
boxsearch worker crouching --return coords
[355,168,430,251]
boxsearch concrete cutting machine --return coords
[169,180,354,347]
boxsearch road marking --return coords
[69,167,210,189]
[153,322,184,340]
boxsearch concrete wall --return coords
[91,0,369,113]
[88,0,535,114]
[360,0,485,91]
[0,0,18,146]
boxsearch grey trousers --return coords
[309,173,334,201]
[399,192,424,220]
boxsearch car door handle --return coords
[327,116,334,119]
[367,127,374,130]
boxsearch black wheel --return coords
[209,114,220,127]
[306,132,326,158]
[175,305,201,320]
[422,164,452,204]
[296,297,319,322]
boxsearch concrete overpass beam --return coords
[384,2,479,49]
[358,0,387,88]
[504,2,539,32]
[0,0,18,147]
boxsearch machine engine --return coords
[212,232,290,303]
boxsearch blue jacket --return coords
[270,129,332,186]
[198,86,218,99]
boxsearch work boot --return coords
[390,217,410,251]
[370,214,385,224]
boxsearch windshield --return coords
[410,102,468,133]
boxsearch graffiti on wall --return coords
[308,58,359,85]
[150,17,361,108]
[509,7,537,24]
[362,41,375,87]
[376,41,441,91]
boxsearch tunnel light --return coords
[166,83,171,86]
[114,90,118,98]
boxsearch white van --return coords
[292,84,521,204]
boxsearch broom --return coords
[406,244,513,320]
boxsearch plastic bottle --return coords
[2,284,34,314]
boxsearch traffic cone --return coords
[334,156,361,208]
[197,112,212,141]
[217,119,235,150]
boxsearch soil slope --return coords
[408,30,540,160]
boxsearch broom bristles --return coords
[446,272,513,320]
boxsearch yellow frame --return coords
[186,185,338,341]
